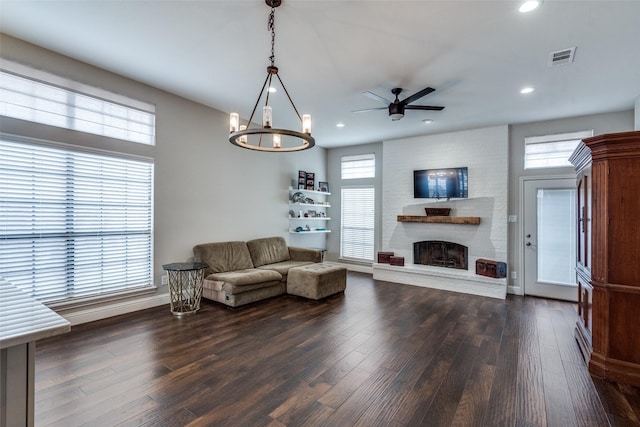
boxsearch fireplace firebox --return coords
[413,241,468,270]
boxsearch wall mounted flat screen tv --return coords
[414,167,468,199]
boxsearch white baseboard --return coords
[507,284,523,295]
[330,261,373,274]
[58,293,170,325]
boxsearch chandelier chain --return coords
[268,7,276,67]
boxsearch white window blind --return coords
[341,154,375,179]
[0,69,156,145]
[0,137,153,304]
[341,187,375,261]
[524,130,593,169]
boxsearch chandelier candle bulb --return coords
[239,125,247,143]
[262,106,272,128]
[230,113,239,132]
[302,114,312,134]
[273,134,281,148]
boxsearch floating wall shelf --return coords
[397,215,481,225]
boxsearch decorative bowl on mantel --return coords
[424,208,451,216]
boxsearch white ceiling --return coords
[1,1,639,148]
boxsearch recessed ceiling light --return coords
[520,87,535,94]
[268,86,277,93]
[422,119,434,124]
[336,123,345,128]
[519,1,540,13]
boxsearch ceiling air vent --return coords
[549,47,576,67]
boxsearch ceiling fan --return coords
[353,87,444,121]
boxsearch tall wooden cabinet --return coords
[569,130,640,386]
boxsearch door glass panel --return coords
[537,188,577,286]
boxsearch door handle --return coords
[526,242,532,246]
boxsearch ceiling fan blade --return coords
[405,105,445,111]
[401,87,436,105]
[362,91,392,105]
[352,107,388,113]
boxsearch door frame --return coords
[518,174,576,297]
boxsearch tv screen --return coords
[414,167,468,199]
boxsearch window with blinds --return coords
[341,154,375,179]
[341,187,375,261]
[0,137,154,304]
[524,130,593,169]
[0,69,155,145]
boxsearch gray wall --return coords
[507,110,634,294]
[0,34,326,321]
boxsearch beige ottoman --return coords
[287,263,347,300]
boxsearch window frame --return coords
[0,59,156,146]
[341,153,375,179]
[524,130,593,169]
[0,134,155,307]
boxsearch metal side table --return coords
[162,262,208,316]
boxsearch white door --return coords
[523,177,578,301]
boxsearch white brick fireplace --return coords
[376,126,508,299]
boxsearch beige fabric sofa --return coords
[193,236,322,307]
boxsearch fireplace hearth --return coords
[414,241,468,270]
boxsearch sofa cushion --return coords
[258,261,315,282]
[246,236,290,267]
[203,277,283,297]
[193,241,254,274]
[207,268,281,287]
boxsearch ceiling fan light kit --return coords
[353,86,444,121]
[228,0,314,152]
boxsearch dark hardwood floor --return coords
[35,272,640,426]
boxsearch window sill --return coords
[46,286,158,311]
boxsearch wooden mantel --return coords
[397,215,481,225]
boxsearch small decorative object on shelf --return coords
[425,208,451,216]
[378,251,395,264]
[475,259,507,278]
[319,181,329,193]
[291,192,306,203]
[390,256,405,266]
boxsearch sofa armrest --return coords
[288,246,322,263]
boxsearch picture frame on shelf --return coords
[298,183,305,190]
[308,210,317,217]
[319,181,329,193]
[306,172,315,190]
[298,170,306,179]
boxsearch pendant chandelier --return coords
[229,0,315,152]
